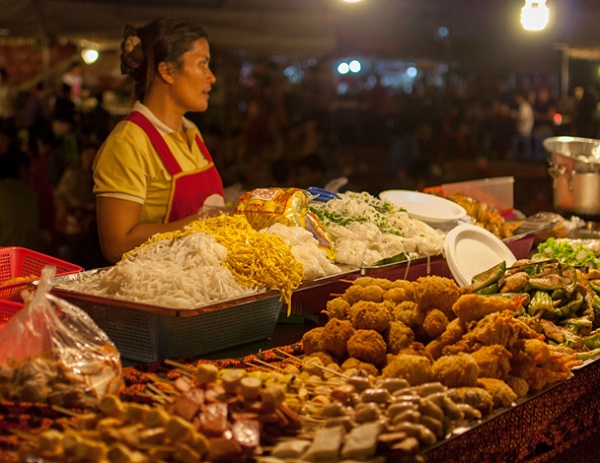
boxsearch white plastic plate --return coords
[444,223,517,287]
[380,189,467,224]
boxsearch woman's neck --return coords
[143,90,185,136]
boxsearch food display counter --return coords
[1,183,600,463]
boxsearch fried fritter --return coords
[422,308,449,340]
[392,300,425,329]
[381,354,433,386]
[452,293,517,322]
[414,276,460,316]
[383,321,415,355]
[321,318,355,358]
[350,300,392,332]
[470,344,512,379]
[504,374,530,398]
[384,284,415,303]
[342,285,367,305]
[346,329,388,366]
[431,353,480,388]
[302,327,324,355]
[445,386,494,416]
[476,378,517,408]
[425,339,444,360]
[324,297,352,321]
[396,342,435,363]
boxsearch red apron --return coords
[125,111,224,223]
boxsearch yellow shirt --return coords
[93,102,211,224]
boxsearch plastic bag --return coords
[234,187,335,257]
[0,266,123,407]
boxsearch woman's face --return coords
[170,38,216,113]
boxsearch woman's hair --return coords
[120,17,208,102]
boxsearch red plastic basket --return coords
[0,247,82,301]
[0,299,23,327]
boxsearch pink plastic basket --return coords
[0,247,82,301]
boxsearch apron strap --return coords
[124,111,182,175]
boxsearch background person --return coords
[93,17,224,263]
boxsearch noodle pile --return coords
[122,214,303,311]
[310,191,446,267]
[58,232,257,308]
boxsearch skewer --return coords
[163,358,194,371]
[51,404,84,418]
[274,348,304,366]
[9,428,37,441]
[146,383,174,403]
[246,359,286,373]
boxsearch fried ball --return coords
[324,297,352,321]
[439,318,467,346]
[422,308,449,340]
[302,327,324,355]
[344,284,370,305]
[321,318,355,358]
[383,321,415,355]
[414,276,460,316]
[470,344,512,379]
[392,301,425,328]
[341,357,379,377]
[431,353,480,388]
[384,284,415,304]
[381,354,433,385]
[425,339,444,360]
[354,276,393,290]
[346,329,388,366]
[361,285,386,302]
[350,300,392,332]
[476,378,517,408]
[396,342,435,364]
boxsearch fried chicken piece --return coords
[476,378,517,408]
[354,276,394,290]
[391,300,425,329]
[470,344,512,379]
[302,327,325,355]
[451,310,545,355]
[431,353,480,388]
[425,339,444,360]
[346,329,388,366]
[350,300,392,332]
[422,308,449,340]
[452,293,518,322]
[439,318,468,346]
[396,342,435,363]
[381,354,433,386]
[414,276,460,317]
[510,338,582,392]
[446,387,494,416]
[324,297,352,321]
[341,357,379,377]
[321,318,355,359]
[383,321,415,355]
[504,374,529,398]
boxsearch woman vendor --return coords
[93,17,224,263]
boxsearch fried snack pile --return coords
[303,275,581,414]
[446,192,522,239]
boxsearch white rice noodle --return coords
[261,223,341,281]
[57,233,258,309]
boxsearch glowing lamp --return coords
[521,0,550,31]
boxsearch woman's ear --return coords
[157,61,176,83]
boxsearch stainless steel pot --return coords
[545,136,600,217]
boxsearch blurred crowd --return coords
[1,57,599,267]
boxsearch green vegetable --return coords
[471,261,505,292]
[372,252,408,267]
[560,317,593,335]
[528,290,554,317]
[582,330,600,350]
[553,291,584,318]
[533,237,598,269]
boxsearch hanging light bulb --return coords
[521,0,550,31]
[81,48,99,64]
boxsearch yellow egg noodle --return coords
[309,191,446,267]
